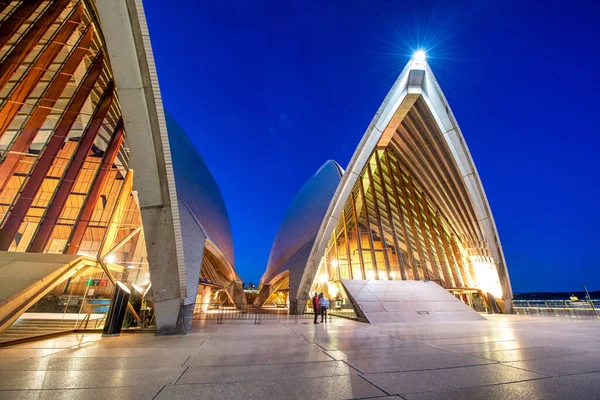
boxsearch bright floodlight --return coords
[413,50,426,63]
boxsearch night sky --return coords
[142,0,600,293]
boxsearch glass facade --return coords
[310,148,476,291]
[0,1,153,341]
[0,1,247,341]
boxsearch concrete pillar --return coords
[96,0,187,335]
[225,281,246,306]
[182,303,195,333]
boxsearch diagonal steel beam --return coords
[0,0,44,50]
[0,26,94,194]
[0,51,104,250]
[0,4,82,138]
[0,0,71,91]
[28,81,115,253]
[65,119,125,255]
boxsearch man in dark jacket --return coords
[312,292,320,324]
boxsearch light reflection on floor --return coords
[1,314,600,399]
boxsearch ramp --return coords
[341,280,484,323]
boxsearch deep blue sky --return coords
[143,0,600,293]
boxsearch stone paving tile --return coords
[326,345,447,361]
[179,360,354,384]
[504,352,600,376]
[402,377,598,400]
[0,367,185,390]
[48,346,202,358]
[362,364,547,395]
[355,397,403,400]
[3,316,600,400]
[415,336,512,346]
[431,340,529,353]
[468,345,589,362]
[185,348,333,367]
[0,357,30,369]
[303,331,388,340]
[158,374,386,400]
[0,348,64,358]
[562,340,600,352]
[558,371,600,389]
[198,340,312,355]
[345,352,494,373]
[8,338,101,349]
[90,337,206,348]
[0,386,164,400]
[0,356,190,371]
[316,337,409,351]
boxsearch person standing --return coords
[319,293,329,323]
[312,292,320,324]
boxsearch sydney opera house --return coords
[0,0,243,341]
[0,0,513,343]
[256,51,513,323]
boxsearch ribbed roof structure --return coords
[294,55,512,311]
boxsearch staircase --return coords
[0,316,103,344]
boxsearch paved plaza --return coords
[1,315,600,399]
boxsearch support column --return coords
[341,210,353,280]
[396,163,426,280]
[366,161,391,279]
[350,191,366,280]
[28,82,115,253]
[374,152,404,280]
[96,0,186,335]
[408,178,438,282]
[450,235,474,287]
[422,197,451,287]
[358,174,379,280]
[436,212,462,287]
[332,230,340,280]
[384,152,412,280]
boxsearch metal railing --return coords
[310,306,357,320]
[192,303,357,323]
[513,299,600,318]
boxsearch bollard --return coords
[102,281,130,337]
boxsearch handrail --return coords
[512,299,600,318]
[192,302,358,321]
[513,299,600,310]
